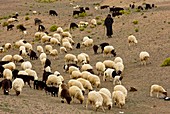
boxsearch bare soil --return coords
[0,0,170,114]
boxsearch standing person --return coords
[104,14,114,38]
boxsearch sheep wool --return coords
[150,84,167,98]
[12,78,25,96]
[68,79,85,94]
[139,51,150,65]
[77,78,93,91]
[3,69,13,80]
[113,85,128,98]
[128,35,138,46]
[95,62,106,76]
[112,90,125,108]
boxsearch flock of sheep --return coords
[0,1,169,113]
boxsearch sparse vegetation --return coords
[2,22,8,27]
[25,16,30,20]
[135,28,139,32]
[133,20,138,24]
[50,25,57,32]
[79,27,84,31]
[161,58,170,67]
[97,21,102,25]
[35,0,57,3]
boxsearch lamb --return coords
[49,10,58,16]
[93,45,99,54]
[50,49,58,59]
[99,91,112,110]
[62,42,73,50]
[86,90,105,112]
[0,79,12,95]
[113,75,123,85]
[103,60,116,69]
[128,35,138,46]
[99,88,111,98]
[70,70,82,79]
[113,85,128,98]
[60,47,67,54]
[139,51,150,65]
[58,83,72,104]
[21,61,32,70]
[103,68,117,81]
[2,55,13,61]
[46,74,62,86]
[95,62,106,76]
[12,78,25,96]
[2,62,16,71]
[112,90,125,108]
[77,78,93,92]
[87,74,101,88]
[64,54,78,64]
[150,84,167,98]
[103,45,116,57]
[68,79,85,94]
[44,86,59,97]
[13,54,24,63]
[37,45,44,53]
[69,86,84,104]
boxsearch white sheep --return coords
[99,88,112,98]
[150,84,167,98]
[12,78,25,96]
[50,49,58,59]
[139,51,150,65]
[77,53,87,65]
[69,86,84,104]
[2,55,13,61]
[128,35,138,46]
[37,45,44,53]
[21,61,32,70]
[19,46,27,56]
[18,70,28,75]
[95,62,106,76]
[115,62,124,75]
[41,35,51,43]
[62,42,73,50]
[45,45,53,53]
[7,18,17,23]
[14,39,25,48]
[44,66,52,72]
[82,36,89,42]
[25,69,38,80]
[103,68,116,81]
[3,69,13,80]
[99,91,112,110]
[82,39,93,49]
[34,32,47,40]
[86,91,105,112]
[81,53,90,64]
[32,10,37,14]
[61,31,72,38]
[0,47,4,53]
[46,74,62,86]
[60,47,67,54]
[64,54,78,64]
[66,37,75,45]
[3,62,16,71]
[24,43,32,50]
[53,33,62,42]
[113,76,122,85]
[53,71,64,82]
[81,71,92,80]
[112,90,125,108]
[4,43,12,50]
[81,64,93,72]
[77,78,93,92]
[87,74,100,88]
[56,27,63,33]
[50,38,61,46]
[39,52,47,61]
[114,57,123,64]
[13,54,24,63]
[113,85,128,98]
[79,21,89,28]
[90,19,97,26]
[103,45,116,57]
[68,79,86,94]
[103,60,116,69]
[70,70,82,79]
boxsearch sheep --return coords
[99,88,111,98]
[50,38,61,46]
[114,57,123,64]
[23,42,33,50]
[46,74,62,86]
[25,69,38,80]
[113,85,128,98]
[21,61,32,70]
[70,22,79,31]
[69,86,84,104]
[87,74,101,88]
[61,31,72,38]
[12,78,24,96]
[63,63,79,72]
[18,70,28,75]
[103,45,116,57]
[68,79,85,95]
[2,62,16,71]
[95,62,106,76]
[103,60,116,69]
[81,71,92,80]
[93,45,99,54]
[41,35,51,43]
[49,10,58,16]
[50,49,58,59]
[103,68,117,81]
[77,78,93,92]
[77,53,87,65]
[34,18,42,25]
[0,79,12,95]
[114,62,124,75]
[113,76,123,85]
[86,91,105,112]
[44,86,59,97]
[128,35,138,47]
[34,80,46,90]
[38,24,45,32]
[37,45,44,53]
[82,36,90,42]
[139,51,150,65]
[99,91,112,110]
[4,43,12,50]
[100,5,109,9]
[70,70,82,79]
[60,47,67,54]
[58,83,72,104]
[82,39,93,49]
[112,90,125,108]
[7,18,18,23]
[7,24,14,31]
[3,69,13,80]
[44,66,52,72]
[62,42,73,50]
[81,53,90,64]
[14,39,26,48]
[150,84,167,98]
[34,32,47,40]
[100,42,109,53]
[45,45,53,53]
[39,52,47,62]
[56,27,63,34]
[42,70,53,83]
[90,19,97,26]
[2,55,13,61]
[64,54,78,64]
[0,47,4,53]
[13,54,24,63]
[81,64,93,72]
[27,49,38,60]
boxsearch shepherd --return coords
[104,14,114,38]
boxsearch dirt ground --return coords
[0,0,170,114]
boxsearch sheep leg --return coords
[156,92,159,98]
[86,100,89,109]
[150,91,153,97]
[101,106,105,112]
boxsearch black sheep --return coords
[70,22,79,31]
[0,79,12,95]
[44,86,59,97]
[60,83,72,104]
[76,43,81,49]
[44,58,51,68]
[93,45,99,54]
[28,49,38,60]
[7,24,14,31]
[38,24,45,32]
[34,80,46,90]
[63,64,79,72]
[145,3,152,10]
[49,10,58,16]
[100,5,110,9]
[34,18,42,25]
[100,42,109,53]
[42,70,53,83]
